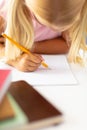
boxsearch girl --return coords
[0,0,87,72]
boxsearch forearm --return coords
[31,37,69,54]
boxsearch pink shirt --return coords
[0,0,61,42]
[32,16,61,42]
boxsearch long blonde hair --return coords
[5,0,87,65]
[68,0,87,66]
[5,0,34,60]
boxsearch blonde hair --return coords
[68,0,87,66]
[5,0,87,66]
[27,0,84,30]
[5,0,34,60]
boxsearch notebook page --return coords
[0,55,77,85]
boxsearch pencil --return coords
[2,34,48,68]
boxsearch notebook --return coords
[4,80,63,130]
[0,69,11,102]
[0,55,77,85]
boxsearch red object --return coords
[0,69,11,102]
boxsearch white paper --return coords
[0,55,77,85]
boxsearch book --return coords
[0,69,11,103]
[0,95,15,121]
[0,94,28,130]
[3,80,63,130]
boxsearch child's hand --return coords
[14,53,43,72]
[0,16,6,43]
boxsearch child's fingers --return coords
[27,60,41,67]
[18,61,40,72]
[22,52,43,64]
[16,53,41,72]
[30,54,43,63]
[34,54,44,61]
[25,65,39,72]
[25,59,41,71]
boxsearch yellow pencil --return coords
[2,34,48,68]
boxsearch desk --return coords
[34,64,87,130]
[0,56,87,130]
